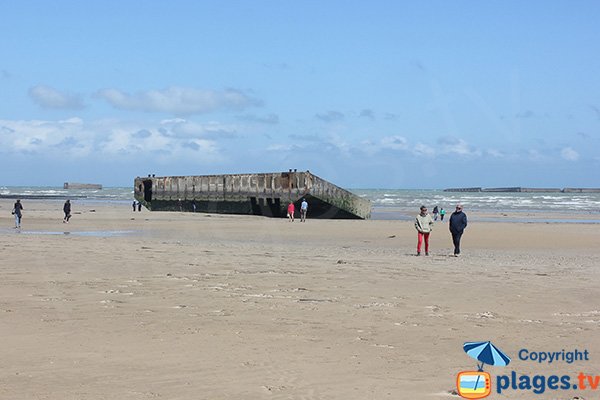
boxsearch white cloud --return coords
[0,118,223,163]
[412,142,435,157]
[266,143,298,151]
[327,134,352,155]
[380,135,408,150]
[528,149,544,161]
[95,86,262,115]
[180,139,219,154]
[160,119,238,139]
[438,136,481,157]
[358,139,379,156]
[28,85,85,110]
[237,113,279,124]
[560,147,579,161]
[486,149,504,158]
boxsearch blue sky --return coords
[1,1,599,188]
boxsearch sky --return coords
[1,1,600,188]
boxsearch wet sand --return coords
[1,199,599,399]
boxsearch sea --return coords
[1,186,599,223]
[351,189,600,223]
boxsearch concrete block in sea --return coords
[133,170,371,219]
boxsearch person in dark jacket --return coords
[13,199,23,228]
[449,204,468,256]
[63,199,72,223]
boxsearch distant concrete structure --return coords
[445,187,598,193]
[482,187,561,193]
[443,187,482,192]
[134,171,371,219]
[562,188,600,193]
[64,182,102,190]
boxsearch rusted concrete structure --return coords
[64,182,103,189]
[445,187,599,193]
[562,188,600,193]
[134,171,371,219]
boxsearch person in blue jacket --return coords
[449,204,468,256]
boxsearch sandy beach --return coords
[1,199,599,399]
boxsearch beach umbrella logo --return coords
[456,341,511,399]
[463,341,511,370]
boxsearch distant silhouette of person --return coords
[137,201,142,212]
[439,208,446,221]
[13,199,23,228]
[415,205,434,256]
[432,206,439,221]
[449,204,468,256]
[300,198,308,222]
[192,201,197,212]
[287,202,295,222]
[63,199,72,223]
[132,201,137,212]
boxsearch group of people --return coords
[431,206,446,221]
[11,198,468,258]
[287,198,309,222]
[132,201,142,212]
[11,199,72,228]
[414,204,468,257]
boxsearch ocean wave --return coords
[3,187,600,214]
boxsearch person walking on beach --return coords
[132,201,137,212]
[449,204,468,256]
[432,206,439,221]
[300,198,308,222]
[137,201,142,212]
[439,207,446,221]
[63,199,72,223]
[287,202,295,222]
[415,205,434,256]
[12,199,23,228]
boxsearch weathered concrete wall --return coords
[562,188,600,193]
[443,187,482,192]
[64,182,103,189]
[134,171,371,219]
[445,187,566,193]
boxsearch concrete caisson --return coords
[134,171,371,219]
